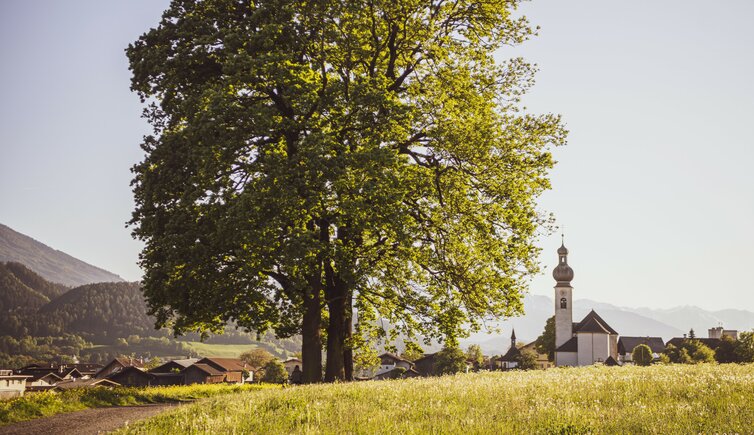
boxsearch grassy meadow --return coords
[0,383,276,426]
[121,364,754,434]
[180,341,253,358]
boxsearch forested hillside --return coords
[37,282,154,341]
[0,262,300,367]
[0,223,124,286]
[0,263,51,312]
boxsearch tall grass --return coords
[0,383,275,426]
[123,364,754,434]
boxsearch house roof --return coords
[379,352,412,364]
[30,372,64,383]
[54,378,121,390]
[413,353,437,363]
[618,337,666,354]
[149,358,198,373]
[68,363,104,373]
[555,337,578,352]
[574,310,618,335]
[666,337,722,350]
[283,358,302,364]
[197,358,248,372]
[189,363,226,377]
[604,356,621,366]
[113,357,144,368]
[106,366,153,380]
[18,367,83,379]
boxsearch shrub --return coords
[631,344,653,366]
[261,360,288,384]
[433,346,467,375]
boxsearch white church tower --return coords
[553,241,574,349]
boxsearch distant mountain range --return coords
[0,223,123,286]
[461,294,754,354]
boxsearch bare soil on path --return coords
[0,403,179,435]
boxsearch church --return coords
[552,242,620,366]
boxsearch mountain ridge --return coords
[0,223,124,286]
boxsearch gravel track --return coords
[0,403,179,435]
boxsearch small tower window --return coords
[560,297,567,309]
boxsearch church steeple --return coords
[510,329,516,348]
[552,240,574,287]
[554,239,574,350]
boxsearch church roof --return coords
[574,310,618,335]
[555,337,578,352]
[618,337,666,355]
[497,345,522,362]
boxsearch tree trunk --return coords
[343,290,354,381]
[301,281,322,383]
[324,290,346,381]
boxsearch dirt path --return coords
[0,403,180,435]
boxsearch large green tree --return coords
[534,315,555,361]
[127,0,564,382]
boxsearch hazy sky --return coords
[1,1,752,311]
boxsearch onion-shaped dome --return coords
[553,243,574,285]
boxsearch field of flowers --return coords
[121,364,754,434]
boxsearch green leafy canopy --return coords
[127,0,566,351]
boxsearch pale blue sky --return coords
[1,1,752,311]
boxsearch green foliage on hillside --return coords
[120,364,754,434]
[3,262,68,299]
[0,263,51,313]
[0,335,91,368]
[36,282,154,341]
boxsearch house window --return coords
[560,298,567,309]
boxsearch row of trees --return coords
[127,0,565,382]
[631,333,754,366]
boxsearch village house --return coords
[283,358,302,377]
[374,366,421,380]
[25,372,63,391]
[497,330,522,370]
[0,370,30,399]
[665,336,723,351]
[519,341,554,369]
[149,358,198,374]
[412,353,438,377]
[376,353,413,375]
[708,326,738,340]
[194,357,250,384]
[52,378,120,391]
[183,363,227,384]
[618,337,666,363]
[16,364,84,383]
[95,357,144,379]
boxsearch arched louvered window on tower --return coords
[560,297,567,309]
